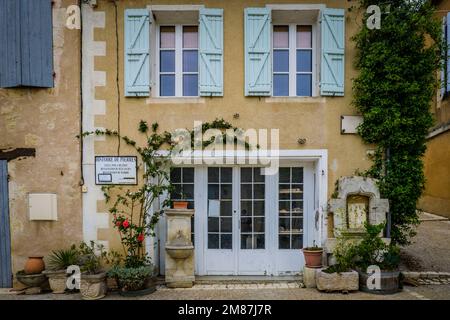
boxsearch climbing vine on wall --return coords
[352,0,443,245]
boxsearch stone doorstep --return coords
[0,288,17,295]
[157,282,301,291]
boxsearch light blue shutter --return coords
[199,8,223,96]
[320,8,345,96]
[447,12,450,94]
[124,9,150,97]
[244,8,271,96]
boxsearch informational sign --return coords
[95,156,137,185]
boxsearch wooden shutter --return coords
[0,161,12,288]
[320,8,345,96]
[244,8,271,96]
[199,8,223,96]
[124,9,150,97]
[0,0,53,88]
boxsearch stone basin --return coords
[166,245,194,259]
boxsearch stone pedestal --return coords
[165,209,195,288]
[303,266,322,288]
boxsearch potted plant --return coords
[302,241,324,268]
[43,246,79,294]
[316,236,359,292]
[353,223,402,294]
[78,241,108,300]
[173,192,189,210]
[81,121,173,296]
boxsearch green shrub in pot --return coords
[43,246,79,294]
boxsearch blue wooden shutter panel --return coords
[0,161,12,288]
[124,9,150,97]
[0,0,53,88]
[447,12,450,94]
[245,8,272,96]
[199,8,223,96]
[320,8,345,96]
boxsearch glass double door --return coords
[204,167,268,275]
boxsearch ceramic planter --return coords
[173,201,189,210]
[358,270,401,294]
[302,248,324,268]
[24,257,45,275]
[316,270,359,292]
[16,271,47,288]
[80,272,107,300]
[43,269,67,294]
[117,275,156,297]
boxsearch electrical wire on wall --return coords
[112,0,121,155]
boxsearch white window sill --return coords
[146,97,206,104]
[265,96,326,103]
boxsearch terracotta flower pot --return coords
[302,249,323,268]
[173,201,188,210]
[24,257,45,275]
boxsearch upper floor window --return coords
[158,25,199,97]
[273,25,313,97]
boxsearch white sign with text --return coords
[95,156,137,185]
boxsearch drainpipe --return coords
[79,0,84,187]
[385,146,391,238]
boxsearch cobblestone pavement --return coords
[400,213,450,272]
[1,284,450,300]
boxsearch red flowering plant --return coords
[80,121,174,269]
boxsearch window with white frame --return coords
[273,25,313,97]
[158,25,199,97]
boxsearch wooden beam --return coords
[0,148,36,161]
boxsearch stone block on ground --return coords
[303,266,321,288]
[316,270,359,292]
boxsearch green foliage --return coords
[46,246,79,271]
[352,223,400,271]
[324,236,358,274]
[353,0,443,245]
[77,241,107,275]
[107,265,153,291]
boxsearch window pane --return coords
[241,168,252,183]
[183,74,198,96]
[208,168,219,182]
[208,217,219,232]
[296,74,312,97]
[183,50,198,72]
[221,234,232,249]
[241,234,253,249]
[292,168,303,183]
[241,184,252,199]
[241,218,252,233]
[183,26,198,48]
[296,25,312,48]
[221,168,232,182]
[273,25,289,48]
[279,235,290,249]
[160,75,175,96]
[279,168,290,183]
[160,50,175,72]
[183,184,194,199]
[170,168,181,182]
[292,234,303,249]
[241,201,252,216]
[220,201,232,216]
[221,217,232,233]
[273,74,289,96]
[255,234,265,249]
[296,50,312,73]
[253,201,264,216]
[273,50,289,72]
[208,233,219,249]
[160,26,175,48]
[208,184,219,199]
[221,184,232,199]
[254,168,265,182]
[254,184,265,199]
[254,218,265,232]
[183,168,194,183]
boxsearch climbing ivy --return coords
[352,0,443,245]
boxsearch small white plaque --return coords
[208,200,220,217]
[341,115,363,134]
[95,156,137,185]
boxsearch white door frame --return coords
[158,149,328,276]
